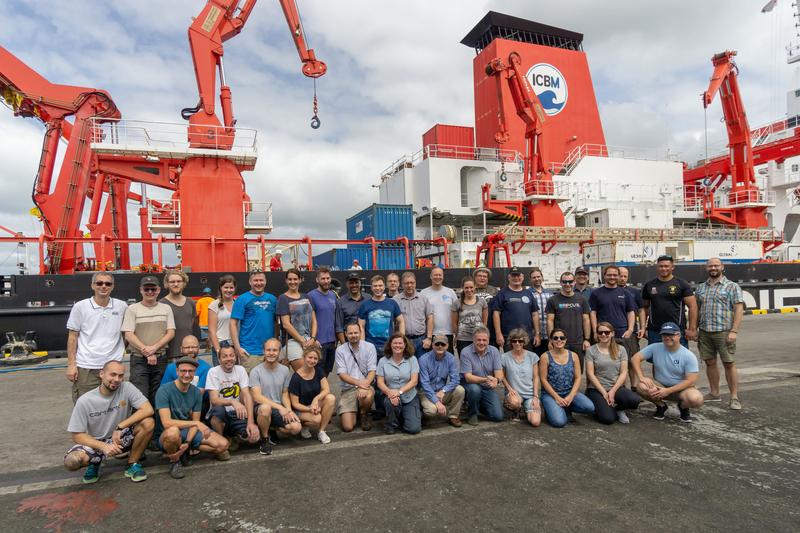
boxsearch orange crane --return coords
[0,0,326,273]
[480,51,564,227]
[684,50,769,228]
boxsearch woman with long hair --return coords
[539,328,595,427]
[207,274,236,366]
[451,275,488,354]
[376,333,421,435]
[585,321,641,424]
[277,268,318,371]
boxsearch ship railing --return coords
[147,199,180,232]
[549,143,679,175]
[88,118,258,162]
[682,185,776,209]
[523,179,572,202]
[243,202,273,234]
[462,226,493,242]
[379,144,523,179]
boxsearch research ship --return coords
[0,5,798,358]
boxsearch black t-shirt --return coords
[288,366,324,406]
[642,277,693,331]
[491,287,539,338]
[589,286,636,336]
[545,293,589,344]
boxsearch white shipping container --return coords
[583,242,681,265]
[690,240,763,262]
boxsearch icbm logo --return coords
[526,63,568,116]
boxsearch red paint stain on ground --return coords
[17,489,119,532]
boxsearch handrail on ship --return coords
[0,234,451,274]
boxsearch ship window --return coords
[792,164,799,173]
[795,90,800,97]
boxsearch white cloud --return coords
[0,0,797,271]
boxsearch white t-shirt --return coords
[66,297,128,369]
[421,286,458,335]
[205,365,249,413]
[207,301,232,342]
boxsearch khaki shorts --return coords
[338,387,372,415]
[284,339,305,362]
[698,330,737,363]
[241,354,264,373]
[639,378,694,403]
[72,367,102,403]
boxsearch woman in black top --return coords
[288,346,336,444]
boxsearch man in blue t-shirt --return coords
[358,275,404,351]
[230,271,278,373]
[631,322,704,423]
[589,265,638,360]
[491,267,540,350]
[308,267,338,377]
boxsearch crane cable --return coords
[298,4,321,129]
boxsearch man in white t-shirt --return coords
[421,267,457,351]
[206,345,260,450]
[66,272,128,403]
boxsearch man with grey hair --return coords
[694,257,745,410]
[393,271,434,355]
[66,272,128,402]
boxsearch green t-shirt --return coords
[154,380,202,438]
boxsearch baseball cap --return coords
[432,334,448,345]
[175,356,199,368]
[659,322,681,335]
[202,287,212,294]
[140,275,159,287]
[574,266,589,275]
[347,272,361,281]
[509,266,523,275]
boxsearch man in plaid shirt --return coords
[528,267,553,355]
[694,257,745,410]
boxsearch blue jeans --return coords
[647,330,689,348]
[383,395,422,434]
[541,391,595,428]
[464,383,504,421]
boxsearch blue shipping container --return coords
[312,246,414,271]
[346,204,414,247]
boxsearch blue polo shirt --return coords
[640,342,699,387]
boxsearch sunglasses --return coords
[95,281,113,287]
[597,330,612,336]
[433,342,447,347]
[550,336,566,341]
[510,339,525,344]
[560,280,575,284]
[142,287,159,292]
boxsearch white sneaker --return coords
[617,411,630,424]
[300,427,312,439]
[317,430,331,444]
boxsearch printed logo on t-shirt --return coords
[558,303,582,310]
[367,309,392,339]
[650,287,658,295]
[220,383,241,399]
[521,296,530,304]
[252,300,273,311]
[668,285,678,295]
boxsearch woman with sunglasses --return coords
[376,333,422,435]
[277,269,318,371]
[585,321,641,424]
[207,275,236,366]
[500,328,541,426]
[539,328,595,427]
[451,276,488,355]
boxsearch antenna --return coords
[788,1,800,63]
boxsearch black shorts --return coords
[254,403,288,429]
[207,405,248,439]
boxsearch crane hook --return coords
[310,79,321,129]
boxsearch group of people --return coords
[64,256,744,483]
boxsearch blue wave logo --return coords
[526,63,568,117]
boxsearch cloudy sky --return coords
[0,0,795,271]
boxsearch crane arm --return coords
[278,0,327,78]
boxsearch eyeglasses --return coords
[433,342,447,347]
[560,280,575,284]
[550,336,566,341]
[95,281,113,287]
[510,339,525,344]
[597,330,612,336]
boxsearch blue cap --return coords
[659,322,681,335]
[202,287,212,294]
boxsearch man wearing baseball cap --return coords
[630,322,704,423]
[335,272,370,343]
[122,276,176,406]
[574,266,593,309]
[491,267,540,350]
[418,334,464,427]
